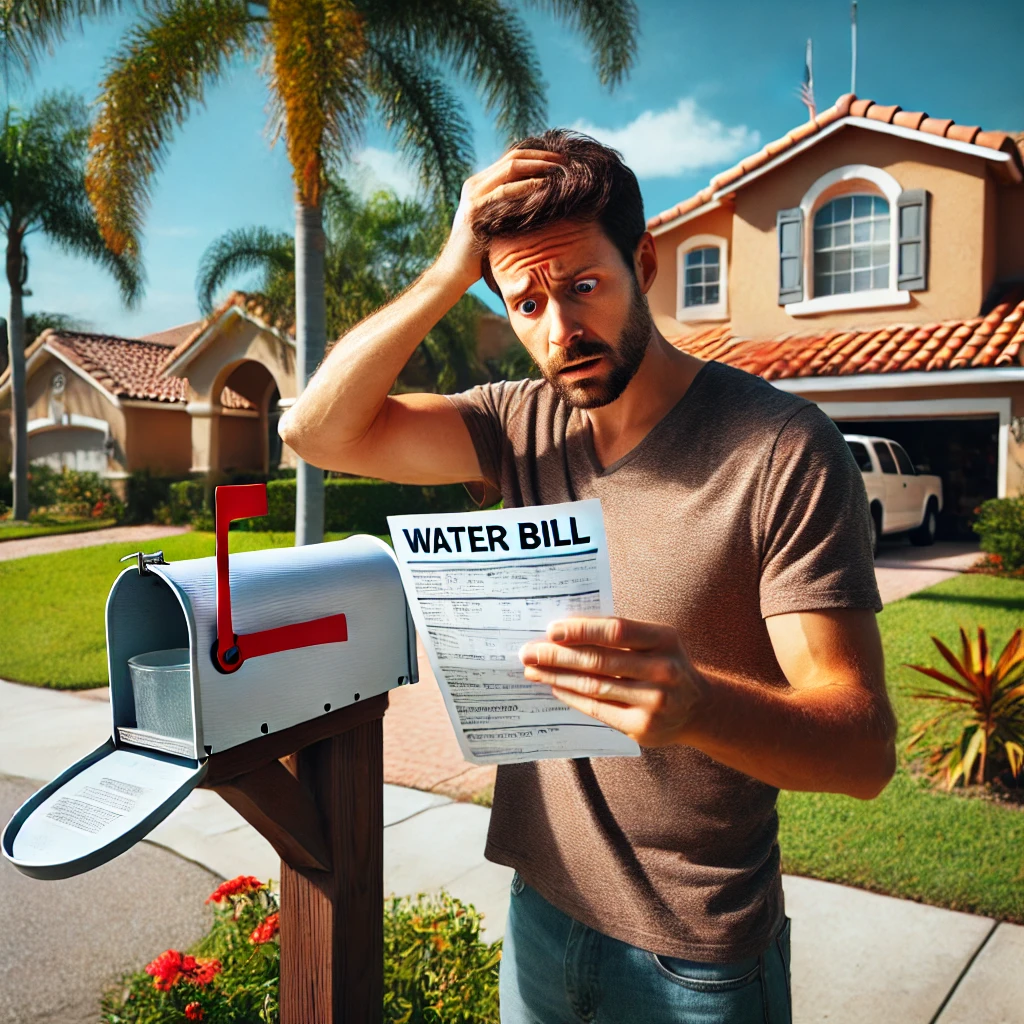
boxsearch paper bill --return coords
[388,499,641,765]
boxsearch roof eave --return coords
[650,116,1022,238]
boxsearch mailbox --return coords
[2,484,416,880]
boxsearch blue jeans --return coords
[500,873,791,1024]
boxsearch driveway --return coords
[874,540,982,605]
[0,524,190,562]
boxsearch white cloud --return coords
[346,147,420,200]
[572,98,760,179]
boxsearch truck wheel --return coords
[910,499,938,547]
[869,505,881,558]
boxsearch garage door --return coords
[832,416,998,540]
[28,427,108,475]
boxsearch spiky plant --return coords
[85,0,639,544]
[0,92,141,520]
[907,627,1024,789]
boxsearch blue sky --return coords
[14,0,1024,336]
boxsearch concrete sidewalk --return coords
[0,676,1019,1024]
[874,540,981,604]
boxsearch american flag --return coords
[800,39,816,120]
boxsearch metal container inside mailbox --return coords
[2,484,416,879]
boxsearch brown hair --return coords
[472,129,646,294]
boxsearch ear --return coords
[633,232,658,294]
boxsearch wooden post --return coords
[280,718,383,1023]
[203,693,388,1024]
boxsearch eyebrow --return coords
[502,264,601,302]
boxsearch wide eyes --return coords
[516,278,598,316]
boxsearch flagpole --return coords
[851,0,858,94]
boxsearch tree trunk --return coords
[294,202,326,546]
[7,232,27,521]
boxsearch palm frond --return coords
[195,226,294,314]
[364,40,473,210]
[264,0,367,205]
[86,0,256,258]
[42,182,144,305]
[364,0,545,140]
[0,0,129,95]
[520,0,638,89]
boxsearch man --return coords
[279,131,896,1024]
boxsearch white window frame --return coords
[676,234,728,322]
[785,165,910,317]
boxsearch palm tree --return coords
[1,91,141,520]
[84,0,639,544]
[196,181,485,394]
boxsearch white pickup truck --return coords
[843,434,943,555]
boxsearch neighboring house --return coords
[646,92,1024,536]
[0,292,517,492]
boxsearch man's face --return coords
[488,221,654,409]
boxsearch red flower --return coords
[250,912,280,945]
[143,950,221,991]
[206,875,265,904]
[184,1003,204,1021]
[191,959,222,987]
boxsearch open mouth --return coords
[557,356,603,378]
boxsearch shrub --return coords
[26,462,59,507]
[53,469,123,520]
[973,496,1024,572]
[124,470,176,525]
[101,878,501,1024]
[245,477,476,534]
[907,626,1024,788]
[169,480,208,525]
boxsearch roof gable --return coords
[649,94,1024,234]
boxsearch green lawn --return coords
[3,541,1024,921]
[0,531,364,688]
[0,518,118,542]
[780,573,1024,922]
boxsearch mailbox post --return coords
[3,484,417,1024]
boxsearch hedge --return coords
[973,495,1024,571]
[236,477,478,534]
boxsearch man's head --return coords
[471,130,656,409]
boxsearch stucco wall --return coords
[0,354,127,476]
[649,204,733,328]
[995,183,1024,283]
[651,127,1002,337]
[123,405,192,475]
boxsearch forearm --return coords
[681,674,896,799]
[279,260,471,462]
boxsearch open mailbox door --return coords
[2,741,206,881]
[2,484,416,881]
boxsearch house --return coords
[0,292,516,490]
[645,93,1024,536]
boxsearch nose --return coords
[546,300,583,349]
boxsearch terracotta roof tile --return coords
[1,329,256,409]
[649,94,1023,231]
[893,110,927,130]
[669,288,1024,379]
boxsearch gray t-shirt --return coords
[448,359,881,962]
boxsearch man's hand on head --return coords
[436,148,565,292]
[519,617,707,747]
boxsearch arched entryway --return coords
[216,360,284,474]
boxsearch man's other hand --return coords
[519,617,706,747]
[436,148,565,291]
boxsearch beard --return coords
[539,283,653,409]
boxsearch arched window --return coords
[683,246,720,307]
[676,234,728,322]
[813,194,890,297]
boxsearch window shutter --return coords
[897,189,929,291]
[777,207,804,305]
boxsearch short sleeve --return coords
[446,382,508,491]
[758,404,882,618]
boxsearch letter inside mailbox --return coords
[2,485,416,879]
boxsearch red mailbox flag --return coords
[213,484,348,673]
